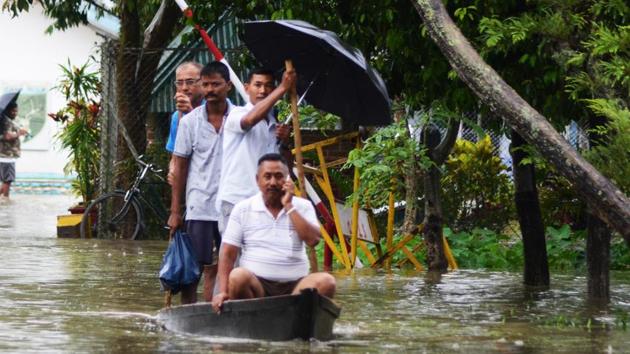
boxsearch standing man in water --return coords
[0,102,28,200]
[166,61,205,185]
[215,68,293,234]
[168,61,233,304]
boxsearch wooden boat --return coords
[157,288,341,341]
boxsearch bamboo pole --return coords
[284,60,305,190]
[385,188,395,270]
[284,60,317,272]
[350,138,361,266]
[315,149,352,270]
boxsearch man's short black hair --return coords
[201,61,230,82]
[7,102,17,110]
[258,153,287,166]
[247,68,275,83]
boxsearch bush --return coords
[345,119,430,208]
[50,59,101,203]
[442,136,514,233]
[444,227,523,270]
[443,224,626,272]
[545,225,586,272]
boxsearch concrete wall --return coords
[0,3,103,179]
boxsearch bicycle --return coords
[80,156,169,240]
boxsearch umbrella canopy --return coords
[0,91,20,117]
[242,20,391,127]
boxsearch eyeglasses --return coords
[174,78,200,87]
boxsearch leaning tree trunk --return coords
[510,131,549,286]
[411,0,630,243]
[422,119,459,272]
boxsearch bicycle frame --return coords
[82,156,166,239]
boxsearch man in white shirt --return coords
[216,68,293,234]
[212,153,336,312]
[167,61,233,304]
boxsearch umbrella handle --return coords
[284,60,304,192]
[282,76,317,125]
[285,59,317,272]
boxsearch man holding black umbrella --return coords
[0,101,28,199]
[215,68,293,234]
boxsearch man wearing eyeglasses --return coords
[166,62,205,185]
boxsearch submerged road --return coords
[0,193,628,353]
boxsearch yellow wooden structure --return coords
[57,214,88,238]
[292,132,458,271]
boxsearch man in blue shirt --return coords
[166,61,205,185]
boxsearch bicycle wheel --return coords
[80,191,144,240]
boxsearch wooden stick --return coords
[285,59,317,272]
[350,138,361,266]
[385,188,395,270]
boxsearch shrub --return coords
[444,227,523,270]
[442,136,514,232]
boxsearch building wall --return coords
[0,3,103,179]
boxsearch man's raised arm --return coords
[240,69,296,130]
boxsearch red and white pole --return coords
[295,168,353,270]
[174,0,249,103]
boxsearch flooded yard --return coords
[0,193,628,353]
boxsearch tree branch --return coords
[434,118,459,164]
[411,0,630,241]
[143,0,180,49]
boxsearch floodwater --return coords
[0,193,629,353]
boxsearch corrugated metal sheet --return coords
[150,12,248,113]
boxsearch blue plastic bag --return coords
[159,230,201,295]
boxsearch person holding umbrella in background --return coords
[0,94,28,200]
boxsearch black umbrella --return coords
[0,90,20,117]
[242,20,391,127]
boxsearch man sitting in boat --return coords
[212,153,336,312]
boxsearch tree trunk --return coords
[116,0,143,173]
[402,162,420,235]
[422,163,447,272]
[510,131,549,286]
[421,120,459,272]
[112,1,178,238]
[402,116,420,236]
[411,0,630,242]
[585,110,611,301]
[586,213,610,301]
[116,0,179,168]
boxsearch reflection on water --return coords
[0,194,629,353]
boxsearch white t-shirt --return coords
[172,102,233,221]
[222,193,319,282]
[216,103,279,208]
